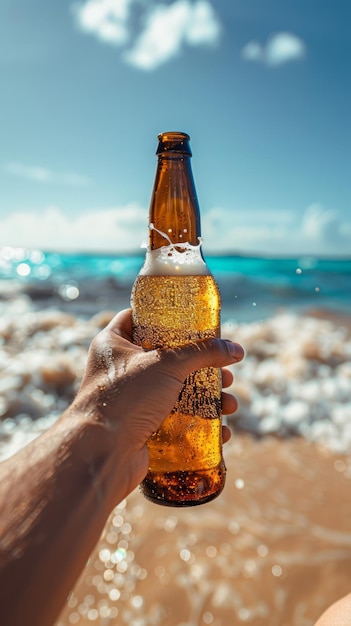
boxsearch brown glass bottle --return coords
[131,131,225,507]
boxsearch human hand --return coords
[75,309,244,497]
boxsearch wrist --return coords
[58,399,144,507]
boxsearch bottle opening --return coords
[157,131,192,156]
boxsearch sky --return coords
[1,0,350,256]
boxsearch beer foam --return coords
[140,224,210,276]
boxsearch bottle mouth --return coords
[156,131,192,156]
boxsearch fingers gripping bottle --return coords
[131,131,225,507]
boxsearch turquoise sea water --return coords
[0,247,350,322]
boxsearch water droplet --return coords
[106,531,118,544]
[59,283,80,301]
[109,588,121,601]
[17,262,31,277]
[257,544,268,557]
[87,608,99,620]
[103,569,114,581]
[131,595,143,609]
[272,564,283,577]
[238,607,251,621]
[121,522,132,535]
[228,520,240,534]
[244,559,257,578]
[334,459,346,472]
[180,548,191,562]
[206,545,217,558]
[117,560,128,573]
[111,547,126,563]
[112,514,124,527]
[296,268,302,275]
[99,548,111,563]
[164,516,178,532]
[99,606,111,618]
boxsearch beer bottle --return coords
[131,131,225,507]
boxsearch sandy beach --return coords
[56,435,351,626]
[0,292,350,625]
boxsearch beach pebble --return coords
[338,362,351,379]
[230,312,351,449]
[280,401,310,427]
[260,415,281,434]
[91,310,116,328]
[0,300,350,458]
[232,381,252,406]
[40,355,77,388]
[295,379,321,403]
[255,360,286,388]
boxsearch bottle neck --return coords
[149,153,201,250]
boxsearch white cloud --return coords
[186,0,220,45]
[125,0,220,70]
[202,207,296,253]
[241,32,306,67]
[4,162,91,187]
[72,0,132,45]
[302,203,351,246]
[72,0,221,70]
[202,204,350,256]
[0,203,349,256]
[0,204,147,252]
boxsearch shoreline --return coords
[1,274,350,323]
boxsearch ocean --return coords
[1,246,351,625]
[1,247,350,322]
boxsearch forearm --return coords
[0,408,131,626]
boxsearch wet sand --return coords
[57,435,351,626]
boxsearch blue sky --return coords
[1,0,350,255]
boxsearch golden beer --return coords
[131,132,225,506]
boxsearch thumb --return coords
[159,337,244,382]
